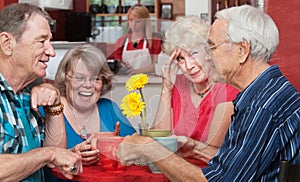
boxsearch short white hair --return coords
[163,16,210,55]
[215,5,279,63]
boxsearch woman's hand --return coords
[114,122,120,136]
[72,135,100,166]
[172,135,197,158]
[161,49,180,92]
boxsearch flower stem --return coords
[139,88,147,135]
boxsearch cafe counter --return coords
[102,74,163,129]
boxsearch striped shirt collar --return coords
[233,65,281,110]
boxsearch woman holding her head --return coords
[152,16,239,163]
[114,4,162,74]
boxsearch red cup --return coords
[90,132,116,157]
[88,132,116,139]
[97,136,125,171]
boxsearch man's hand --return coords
[117,134,156,166]
[47,146,82,180]
[30,83,61,111]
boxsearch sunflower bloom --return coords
[120,92,145,118]
[125,73,148,91]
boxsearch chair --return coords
[278,160,300,182]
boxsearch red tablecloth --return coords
[52,159,207,182]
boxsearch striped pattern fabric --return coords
[202,65,300,181]
[0,74,44,182]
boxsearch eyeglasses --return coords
[67,74,102,85]
[204,41,230,55]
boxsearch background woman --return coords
[152,16,239,163]
[114,4,162,74]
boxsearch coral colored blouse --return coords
[171,74,239,142]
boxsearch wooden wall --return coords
[160,0,185,19]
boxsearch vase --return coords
[138,122,149,136]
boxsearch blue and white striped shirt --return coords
[202,65,300,181]
[0,74,44,182]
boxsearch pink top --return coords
[171,74,239,142]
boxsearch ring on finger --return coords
[68,166,77,172]
[139,163,146,166]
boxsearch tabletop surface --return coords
[53,159,207,182]
[53,165,170,182]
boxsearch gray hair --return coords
[55,44,114,96]
[163,16,210,55]
[0,3,52,41]
[215,5,279,63]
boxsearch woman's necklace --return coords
[131,33,143,49]
[79,125,88,139]
[72,105,96,140]
[192,83,213,98]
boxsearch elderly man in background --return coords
[0,3,82,181]
[117,5,300,181]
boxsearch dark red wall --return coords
[3,0,87,41]
[44,0,87,40]
[4,0,17,5]
[265,0,300,91]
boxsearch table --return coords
[53,165,169,182]
[52,159,207,182]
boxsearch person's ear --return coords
[0,32,14,56]
[238,39,250,64]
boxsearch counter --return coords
[112,74,162,84]
[103,74,163,130]
[47,42,163,130]
[46,42,87,80]
[46,41,108,80]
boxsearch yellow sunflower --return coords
[125,73,148,91]
[120,92,145,118]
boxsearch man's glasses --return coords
[67,74,102,85]
[204,41,230,55]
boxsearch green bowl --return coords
[146,129,171,137]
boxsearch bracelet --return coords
[50,101,62,107]
[44,103,64,116]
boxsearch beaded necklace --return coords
[192,83,213,98]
